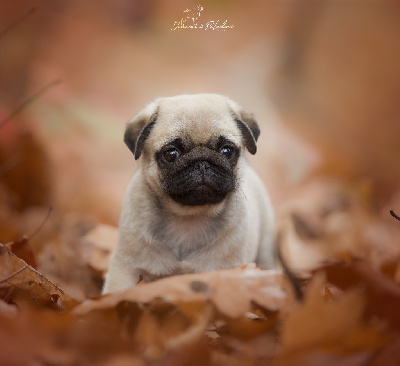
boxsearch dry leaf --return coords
[0,299,17,319]
[322,260,400,328]
[280,273,382,353]
[368,337,400,366]
[0,129,52,212]
[222,311,279,341]
[81,223,118,277]
[0,243,77,310]
[74,268,289,319]
[69,268,290,362]
[272,350,371,366]
[5,236,37,268]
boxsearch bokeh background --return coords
[1,0,400,297]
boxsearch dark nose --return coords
[191,161,212,185]
[196,161,210,176]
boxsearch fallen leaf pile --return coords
[1,123,400,365]
[1,205,400,365]
[1,106,400,366]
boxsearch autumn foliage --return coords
[1,1,400,365]
[2,220,400,365]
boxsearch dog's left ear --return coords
[228,100,260,155]
[124,100,159,160]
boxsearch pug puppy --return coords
[103,94,275,294]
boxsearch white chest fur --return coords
[149,210,229,260]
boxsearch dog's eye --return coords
[163,147,180,163]
[219,145,234,158]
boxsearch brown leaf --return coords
[280,273,382,353]
[0,299,17,319]
[380,260,398,280]
[323,286,334,301]
[272,350,371,366]
[70,268,289,362]
[0,313,35,365]
[74,268,289,319]
[322,260,400,328]
[5,236,37,268]
[291,212,322,240]
[0,243,77,310]
[133,303,211,360]
[223,312,279,341]
[81,223,118,278]
[0,130,52,212]
[368,337,400,366]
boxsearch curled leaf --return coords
[0,243,77,310]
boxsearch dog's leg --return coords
[102,254,139,294]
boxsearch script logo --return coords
[171,5,234,31]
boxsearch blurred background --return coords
[1,0,399,298]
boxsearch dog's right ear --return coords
[227,99,260,155]
[124,100,159,160]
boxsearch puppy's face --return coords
[124,94,260,214]
[155,132,239,206]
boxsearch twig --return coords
[390,210,400,222]
[27,206,53,241]
[0,79,61,130]
[276,232,304,301]
[0,7,36,39]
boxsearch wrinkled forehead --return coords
[149,97,241,150]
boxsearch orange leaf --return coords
[0,243,77,310]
